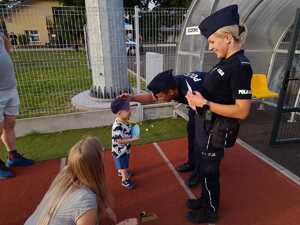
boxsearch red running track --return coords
[1,138,300,225]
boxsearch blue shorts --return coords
[114,153,130,170]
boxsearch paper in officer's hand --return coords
[185,80,196,110]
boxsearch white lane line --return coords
[60,157,66,170]
[237,138,300,186]
[153,142,215,225]
[153,142,196,199]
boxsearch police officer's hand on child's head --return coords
[118,93,132,101]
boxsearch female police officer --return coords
[184,5,252,224]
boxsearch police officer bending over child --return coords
[184,5,252,224]
[119,70,207,188]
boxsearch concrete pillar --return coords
[146,52,164,85]
[85,0,130,98]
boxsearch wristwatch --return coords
[203,99,210,110]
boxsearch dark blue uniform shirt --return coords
[195,50,253,159]
[173,71,206,105]
[202,50,253,105]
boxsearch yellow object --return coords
[251,74,279,99]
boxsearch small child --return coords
[111,98,139,189]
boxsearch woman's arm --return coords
[106,207,139,225]
[106,207,117,224]
[186,91,251,120]
[76,209,97,225]
[207,99,251,120]
[117,218,139,225]
[76,208,138,225]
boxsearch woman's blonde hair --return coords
[214,24,248,46]
[37,136,111,225]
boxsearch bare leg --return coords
[0,118,15,178]
[1,116,17,152]
[119,169,128,181]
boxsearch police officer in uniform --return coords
[119,70,206,187]
[184,5,253,223]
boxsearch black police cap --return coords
[199,4,239,39]
[147,70,177,94]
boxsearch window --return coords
[25,30,40,44]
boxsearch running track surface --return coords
[0,138,300,225]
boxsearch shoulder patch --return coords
[240,61,250,65]
[217,68,225,76]
[183,72,203,82]
[238,89,252,95]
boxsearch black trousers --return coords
[187,108,196,167]
[194,113,224,215]
[199,158,221,214]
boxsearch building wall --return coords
[5,0,62,45]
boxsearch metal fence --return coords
[125,7,186,90]
[0,4,186,118]
[1,5,91,117]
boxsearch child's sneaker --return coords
[7,151,34,167]
[121,179,135,189]
[0,159,14,180]
[118,170,133,179]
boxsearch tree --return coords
[58,0,149,8]
[158,0,192,8]
[47,7,86,48]
[124,0,151,9]
[58,0,85,7]
[18,34,30,46]
[58,0,193,8]
[124,0,192,9]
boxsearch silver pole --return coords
[83,25,90,70]
[134,6,143,121]
[85,0,129,98]
[134,5,141,94]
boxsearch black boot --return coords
[186,208,218,224]
[176,162,194,173]
[186,198,207,210]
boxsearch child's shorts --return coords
[114,153,130,169]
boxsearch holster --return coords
[207,115,240,149]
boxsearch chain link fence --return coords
[0,4,187,118]
[126,8,186,81]
[1,5,91,117]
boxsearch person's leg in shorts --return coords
[114,153,135,189]
[0,93,15,179]
[1,89,33,168]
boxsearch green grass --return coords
[11,50,141,118]
[0,118,187,162]
[12,50,92,117]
